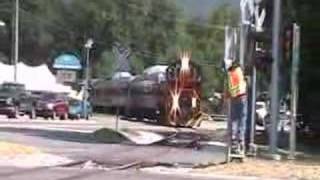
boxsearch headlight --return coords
[192,97,197,108]
[286,111,291,116]
[46,103,54,110]
[6,98,13,104]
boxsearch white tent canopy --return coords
[0,62,72,93]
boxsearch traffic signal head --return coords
[283,26,293,62]
[255,47,272,72]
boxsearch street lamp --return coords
[14,0,19,82]
[83,38,93,120]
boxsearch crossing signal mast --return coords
[237,0,272,156]
[241,0,282,159]
[238,0,300,159]
[283,25,293,62]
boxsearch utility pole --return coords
[248,55,257,155]
[84,38,93,120]
[239,24,246,68]
[269,0,281,159]
[14,0,19,82]
[288,24,300,160]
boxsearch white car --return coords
[256,101,268,126]
[256,100,291,132]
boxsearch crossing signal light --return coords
[283,26,293,62]
[254,47,272,72]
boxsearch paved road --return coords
[0,114,226,132]
[0,115,229,180]
[0,166,236,180]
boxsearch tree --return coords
[0,1,240,99]
[0,0,15,63]
[175,4,239,97]
[292,0,320,127]
[0,0,179,74]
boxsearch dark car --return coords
[35,92,69,120]
[19,91,38,119]
[0,82,36,119]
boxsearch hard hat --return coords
[224,58,233,70]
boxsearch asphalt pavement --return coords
[0,115,230,180]
[0,166,239,180]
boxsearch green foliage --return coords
[292,0,320,118]
[176,4,239,97]
[131,55,145,75]
[95,51,116,79]
[0,0,179,66]
[0,1,240,98]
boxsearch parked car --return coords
[255,92,291,132]
[0,82,36,119]
[68,99,92,120]
[255,101,269,126]
[19,91,38,119]
[35,92,69,120]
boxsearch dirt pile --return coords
[0,142,41,157]
[195,159,320,180]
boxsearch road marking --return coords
[0,124,96,133]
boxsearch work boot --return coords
[231,141,239,154]
[238,141,245,155]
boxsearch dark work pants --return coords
[246,88,252,146]
[231,95,248,143]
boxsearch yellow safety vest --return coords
[227,67,247,98]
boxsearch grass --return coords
[92,128,128,143]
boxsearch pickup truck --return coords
[0,82,37,119]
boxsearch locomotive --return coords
[160,53,202,126]
[90,72,133,111]
[91,53,202,127]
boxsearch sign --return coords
[56,70,77,83]
[224,27,238,67]
[254,4,266,32]
[53,54,82,70]
[112,43,131,73]
[240,0,255,26]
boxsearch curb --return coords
[141,167,284,180]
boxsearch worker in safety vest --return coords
[224,59,247,154]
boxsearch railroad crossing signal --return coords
[284,26,293,62]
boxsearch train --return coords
[91,54,202,127]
